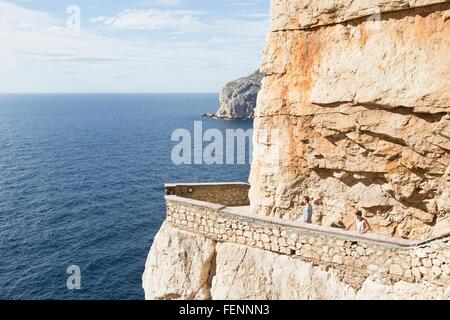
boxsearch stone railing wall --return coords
[165,184,450,289]
[165,182,250,207]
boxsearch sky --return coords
[0,0,270,93]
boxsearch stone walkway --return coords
[223,206,251,215]
[220,204,450,248]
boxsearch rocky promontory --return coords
[205,70,263,119]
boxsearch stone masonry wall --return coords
[165,183,250,207]
[166,195,450,290]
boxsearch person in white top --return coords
[346,210,371,234]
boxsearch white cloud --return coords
[208,18,268,38]
[0,1,268,92]
[224,0,266,6]
[91,8,268,38]
[94,9,203,32]
[139,0,182,6]
[0,1,57,30]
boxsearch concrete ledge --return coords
[416,232,450,247]
[165,182,250,188]
[165,195,226,211]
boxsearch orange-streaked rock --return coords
[250,1,450,240]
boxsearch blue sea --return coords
[0,94,252,300]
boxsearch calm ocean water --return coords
[0,94,252,300]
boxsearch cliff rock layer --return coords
[215,70,263,119]
[143,223,450,299]
[249,0,450,240]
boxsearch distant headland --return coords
[203,70,262,120]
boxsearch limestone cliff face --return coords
[143,223,450,300]
[143,222,215,300]
[143,0,450,300]
[250,0,450,240]
[214,70,263,119]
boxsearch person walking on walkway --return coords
[346,210,371,234]
[302,196,313,224]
